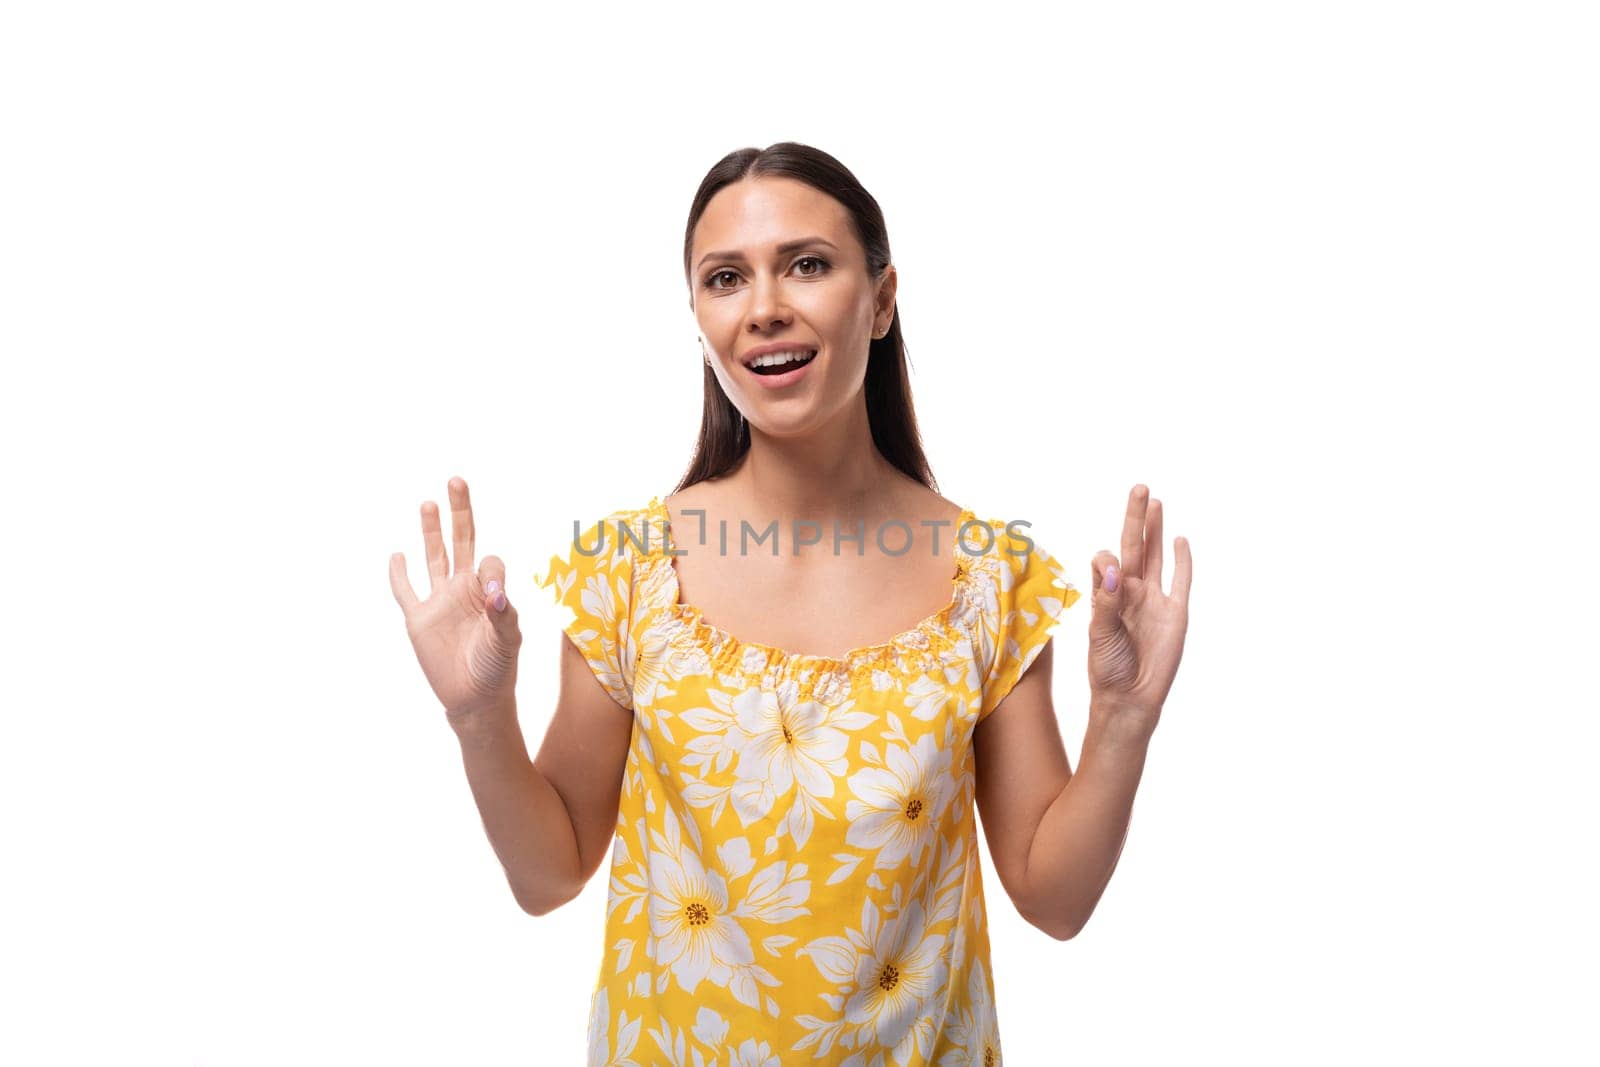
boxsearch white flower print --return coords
[967,959,1001,1066]
[679,678,873,849]
[651,1007,789,1066]
[936,632,984,712]
[726,1038,782,1067]
[904,672,955,722]
[730,679,847,823]
[841,899,948,1057]
[968,551,1021,687]
[797,898,949,1058]
[676,690,742,782]
[631,615,707,709]
[570,566,636,704]
[844,733,953,869]
[691,1007,729,1048]
[732,857,812,925]
[644,1017,704,1067]
[647,817,755,996]
[587,987,643,1067]
[941,959,1000,1066]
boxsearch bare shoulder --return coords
[661,480,723,526]
[889,483,967,530]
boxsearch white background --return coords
[3,1,1596,1064]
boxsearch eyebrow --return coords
[696,236,840,272]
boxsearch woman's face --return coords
[690,176,895,437]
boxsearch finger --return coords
[1121,485,1148,581]
[1147,497,1164,594]
[389,552,420,616]
[1172,535,1193,609]
[1088,548,1125,639]
[449,476,475,577]
[477,553,507,607]
[421,500,448,593]
[487,587,521,647]
[478,554,521,647]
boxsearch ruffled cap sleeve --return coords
[976,524,1083,720]
[536,509,647,711]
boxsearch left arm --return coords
[976,484,1191,940]
[974,643,1155,940]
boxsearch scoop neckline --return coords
[643,494,986,670]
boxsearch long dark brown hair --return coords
[673,142,937,494]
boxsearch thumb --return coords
[1088,550,1124,638]
[477,554,522,643]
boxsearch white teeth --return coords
[747,349,815,369]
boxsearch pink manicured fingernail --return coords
[1106,565,1118,593]
[486,579,501,595]
[494,592,507,612]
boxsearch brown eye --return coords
[795,255,829,276]
[706,269,738,290]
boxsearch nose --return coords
[745,271,792,333]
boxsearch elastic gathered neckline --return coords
[625,494,1005,683]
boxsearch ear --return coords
[874,263,898,331]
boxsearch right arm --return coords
[451,635,632,916]
[389,476,632,918]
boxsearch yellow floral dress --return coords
[537,496,1081,1066]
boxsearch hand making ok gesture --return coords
[388,476,523,727]
[1087,484,1193,733]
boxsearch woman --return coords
[389,142,1193,1065]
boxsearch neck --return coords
[726,397,907,527]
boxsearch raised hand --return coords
[1087,484,1193,732]
[389,476,523,727]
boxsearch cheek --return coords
[700,314,741,356]
[796,286,857,323]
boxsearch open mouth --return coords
[744,347,818,376]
